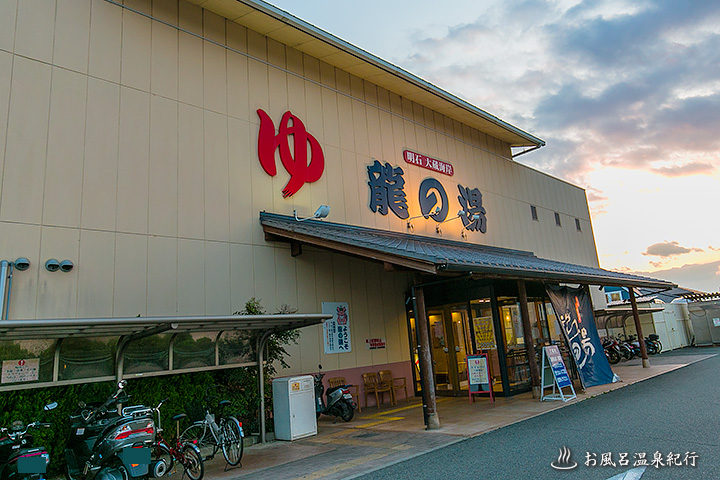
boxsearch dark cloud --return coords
[643,241,703,257]
[632,260,720,292]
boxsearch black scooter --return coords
[314,365,356,422]
[0,402,56,480]
[65,380,155,480]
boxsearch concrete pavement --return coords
[209,348,715,480]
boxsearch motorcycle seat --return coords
[218,400,231,407]
[172,413,187,422]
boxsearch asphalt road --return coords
[358,348,720,480]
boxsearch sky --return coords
[264,0,720,292]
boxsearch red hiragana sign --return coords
[257,109,325,197]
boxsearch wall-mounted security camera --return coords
[59,260,74,273]
[14,258,30,271]
[45,259,60,272]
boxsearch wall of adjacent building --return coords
[0,0,598,375]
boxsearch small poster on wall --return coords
[322,302,352,354]
[1,358,40,384]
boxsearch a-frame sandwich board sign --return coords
[541,345,576,402]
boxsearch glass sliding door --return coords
[498,299,532,393]
[470,298,503,393]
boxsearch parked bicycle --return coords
[150,399,204,480]
[179,394,243,468]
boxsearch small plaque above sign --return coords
[365,338,386,350]
[403,149,454,176]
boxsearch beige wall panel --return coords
[177,238,204,315]
[285,47,303,75]
[228,118,252,244]
[147,235,178,315]
[332,255,355,370]
[14,0,55,63]
[274,247,297,311]
[202,9,224,43]
[227,50,249,121]
[204,241,230,314]
[252,244,275,310]
[348,258,371,368]
[0,222,40,319]
[303,54,320,83]
[296,252,320,373]
[303,81,323,146]
[365,263,388,365]
[151,22,179,99]
[322,144,344,220]
[314,252,338,371]
[0,0,17,53]
[120,3,152,92]
[0,52,11,208]
[125,0,150,15]
[177,104,204,239]
[116,87,150,234]
[389,92,402,115]
[249,125,272,245]
[226,20,247,51]
[178,32,203,107]
[381,273,402,364]
[319,62,335,88]
[53,0,91,73]
[152,0,178,23]
[351,100,368,156]
[268,68,288,123]
[178,1,201,34]
[320,88,339,148]
[340,150,361,226]
[36,227,80,319]
[246,29,266,61]
[76,229,114,317]
[82,78,119,231]
[43,67,86,228]
[229,242,253,313]
[286,69,306,119]
[149,96,179,236]
[337,94,354,152]
[204,42,228,114]
[89,0,122,82]
[203,111,230,241]
[0,57,51,224]
[247,59,268,124]
[113,233,148,316]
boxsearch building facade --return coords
[0,0,672,408]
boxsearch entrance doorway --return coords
[427,305,472,395]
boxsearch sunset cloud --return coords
[643,241,703,258]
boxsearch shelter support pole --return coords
[628,288,650,368]
[412,285,440,430]
[258,331,273,443]
[517,280,541,398]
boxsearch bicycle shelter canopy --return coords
[0,313,330,443]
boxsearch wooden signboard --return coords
[466,354,494,404]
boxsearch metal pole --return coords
[517,280,541,398]
[412,285,440,429]
[629,288,650,368]
[258,331,272,443]
[0,260,9,321]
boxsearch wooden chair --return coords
[328,376,361,412]
[361,372,392,409]
[379,370,408,405]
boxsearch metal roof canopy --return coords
[0,313,330,444]
[0,314,328,340]
[260,212,676,289]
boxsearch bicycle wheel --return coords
[180,423,213,458]
[180,443,205,480]
[221,417,244,466]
